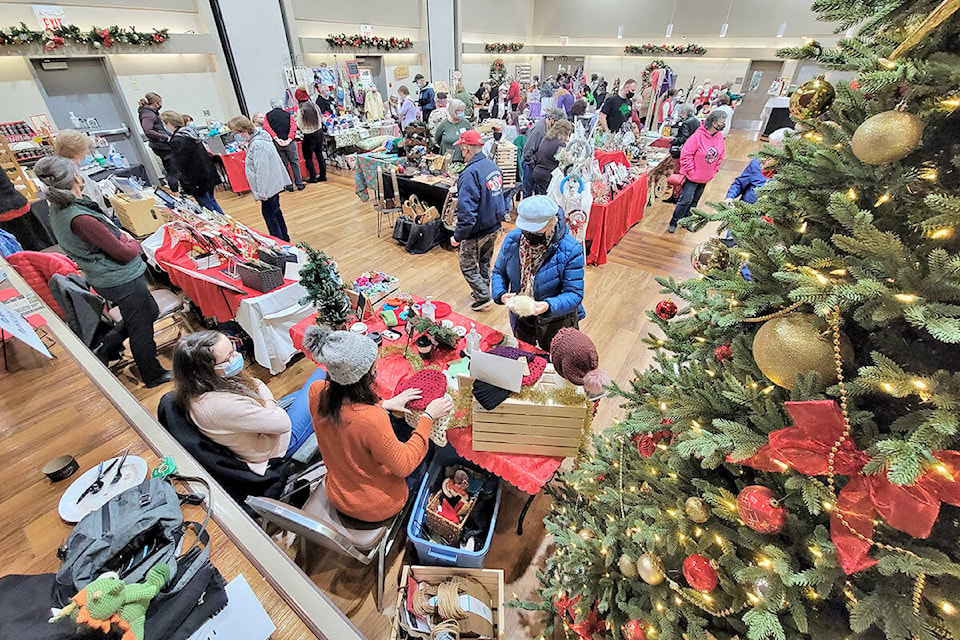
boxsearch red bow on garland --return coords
[735,400,960,574]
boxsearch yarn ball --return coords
[393,369,448,410]
[505,294,538,317]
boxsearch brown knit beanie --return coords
[550,328,610,398]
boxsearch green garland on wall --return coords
[625,43,707,56]
[485,42,524,53]
[0,22,169,50]
[326,33,414,51]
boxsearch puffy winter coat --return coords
[6,251,79,319]
[491,211,586,320]
[680,123,725,184]
[245,128,292,201]
[138,105,170,152]
[671,114,700,148]
[170,127,221,198]
[454,151,506,241]
[725,158,769,204]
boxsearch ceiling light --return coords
[665,23,674,37]
[720,0,733,38]
[617,25,624,38]
[666,0,678,38]
[777,22,787,37]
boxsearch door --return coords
[31,57,152,175]
[732,60,784,131]
[542,56,585,80]
[355,55,387,96]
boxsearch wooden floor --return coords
[10,130,761,639]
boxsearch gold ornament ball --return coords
[851,110,923,165]
[789,76,836,119]
[752,312,846,390]
[637,553,666,585]
[619,553,638,578]
[578,528,595,540]
[691,237,731,274]
[684,497,711,523]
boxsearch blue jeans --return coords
[521,161,535,198]
[669,180,706,227]
[194,191,224,215]
[283,366,326,455]
[260,193,290,241]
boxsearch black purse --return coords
[392,215,414,245]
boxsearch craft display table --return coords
[585,172,648,265]
[289,303,567,532]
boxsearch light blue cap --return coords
[516,195,560,232]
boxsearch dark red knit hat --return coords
[294,88,310,102]
[550,328,610,397]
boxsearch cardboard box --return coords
[469,366,590,458]
[109,193,164,237]
[391,565,504,640]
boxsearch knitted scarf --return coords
[519,231,553,296]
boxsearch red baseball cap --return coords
[453,130,483,146]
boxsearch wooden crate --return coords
[0,135,39,201]
[390,565,505,640]
[108,193,164,237]
[469,367,590,458]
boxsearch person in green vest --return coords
[434,98,473,162]
[33,156,170,387]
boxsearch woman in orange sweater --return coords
[304,325,453,523]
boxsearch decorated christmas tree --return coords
[526,1,960,639]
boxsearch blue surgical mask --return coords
[234,133,245,143]
[215,351,244,377]
[81,154,94,166]
[456,112,465,121]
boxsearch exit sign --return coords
[33,5,65,31]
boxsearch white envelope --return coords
[469,351,525,392]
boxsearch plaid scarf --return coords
[519,232,553,296]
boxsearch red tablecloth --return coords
[153,226,296,322]
[585,174,648,265]
[289,306,565,495]
[594,149,629,169]
[221,141,310,194]
[650,137,671,149]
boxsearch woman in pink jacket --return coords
[668,109,727,233]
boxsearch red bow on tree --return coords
[735,399,960,574]
[554,594,605,639]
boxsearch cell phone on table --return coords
[382,329,401,341]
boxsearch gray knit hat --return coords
[303,324,378,385]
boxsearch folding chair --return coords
[374,164,403,238]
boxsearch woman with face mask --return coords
[433,98,473,162]
[492,195,586,350]
[172,331,320,474]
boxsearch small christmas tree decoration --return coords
[683,554,719,592]
[637,553,666,585]
[789,76,836,119]
[684,496,711,523]
[851,108,923,165]
[619,553,638,578]
[656,299,678,320]
[624,619,648,640]
[751,312,837,390]
[691,237,731,274]
[737,485,787,534]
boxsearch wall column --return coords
[425,0,458,85]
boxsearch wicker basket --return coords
[237,261,284,293]
[426,489,477,545]
[257,247,296,269]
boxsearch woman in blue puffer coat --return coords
[492,195,585,349]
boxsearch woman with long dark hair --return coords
[172,330,317,473]
[295,87,326,183]
[303,325,453,523]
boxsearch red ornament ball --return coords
[682,554,718,592]
[634,434,657,458]
[656,299,678,320]
[714,343,733,361]
[624,619,648,640]
[737,485,787,534]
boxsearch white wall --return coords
[0,0,203,33]
[460,0,534,42]
[0,57,50,123]
[217,0,291,114]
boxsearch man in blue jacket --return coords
[492,195,585,349]
[414,74,436,126]
[724,127,791,204]
[452,130,507,311]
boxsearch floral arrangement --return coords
[624,43,706,56]
[490,58,507,83]
[0,22,168,50]
[484,42,523,53]
[640,59,672,85]
[352,271,397,299]
[325,33,413,51]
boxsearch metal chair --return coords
[246,471,409,611]
[374,164,403,237]
[106,287,193,351]
[440,189,458,231]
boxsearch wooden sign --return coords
[394,65,409,80]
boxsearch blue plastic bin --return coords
[407,464,502,568]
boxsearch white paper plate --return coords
[58,455,148,523]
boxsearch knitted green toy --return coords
[50,563,170,640]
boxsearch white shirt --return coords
[714,105,734,137]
